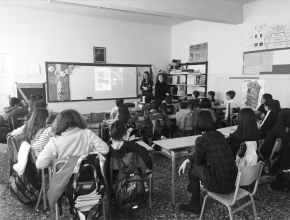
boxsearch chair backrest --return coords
[124,103,135,108]
[269,138,283,161]
[230,161,264,205]
[183,115,194,131]
[90,112,106,122]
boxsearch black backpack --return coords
[66,154,106,220]
[271,168,290,192]
[114,153,148,213]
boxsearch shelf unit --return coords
[166,61,208,100]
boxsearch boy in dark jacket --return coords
[3,97,28,128]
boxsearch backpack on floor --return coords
[271,168,290,192]
[66,154,106,220]
[114,153,148,213]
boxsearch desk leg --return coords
[171,151,175,206]
[149,152,154,195]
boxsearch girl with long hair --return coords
[226,108,261,157]
[154,73,170,101]
[260,99,281,133]
[140,71,153,99]
[36,109,109,169]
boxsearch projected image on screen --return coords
[95,68,111,90]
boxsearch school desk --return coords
[217,125,238,137]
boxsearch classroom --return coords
[0,1,290,220]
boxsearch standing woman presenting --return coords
[155,73,171,101]
[140,71,153,100]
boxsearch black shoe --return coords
[187,184,192,193]
[179,203,201,215]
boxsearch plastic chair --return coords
[269,138,283,166]
[89,112,106,130]
[110,153,152,209]
[173,115,194,137]
[200,161,264,220]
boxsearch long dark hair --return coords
[142,71,152,84]
[118,104,130,124]
[232,108,260,142]
[24,108,48,141]
[194,110,215,132]
[156,73,166,84]
[53,109,86,135]
[265,99,281,115]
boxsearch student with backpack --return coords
[178,111,237,215]
[226,108,261,158]
[36,109,109,169]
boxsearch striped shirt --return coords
[32,127,52,157]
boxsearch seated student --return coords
[207,91,216,107]
[178,111,237,214]
[257,93,272,117]
[28,94,36,112]
[108,120,153,170]
[226,108,261,157]
[141,96,152,116]
[3,97,28,125]
[161,96,175,115]
[11,101,48,136]
[187,91,200,111]
[35,94,43,102]
[224,90,238,120]
[110,98,124,119]
[260,110,290,175]
[176,101,191,130]
[193,98,216,124]
[113,104,136,128]
[145,101,171,139]
[259,99,281,134]
[36,109,109,169]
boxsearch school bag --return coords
[235,141,258,168]
[270,168,290,191]
[114,153,148,213]
[66,154,106,220]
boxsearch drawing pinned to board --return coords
[189,42,208,63]
[244,24,266,52]
[242,79,265,109]
[265,24,290,49]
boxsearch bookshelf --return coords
[167,61,208,100]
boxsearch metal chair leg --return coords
[41,169,47,210]
[199,194,208,220]
[250,195,258,220]
[55,202,59,220]
[35,186,43,211]
[227,205,233,220]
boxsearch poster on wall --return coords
[244,24,266,52]
[189,42,208,63]
[241,79,265,109]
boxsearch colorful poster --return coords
[189,42,208,63]
[241,79,265,109]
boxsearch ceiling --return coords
[0,0,257,26]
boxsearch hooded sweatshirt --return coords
[3,106,28,123]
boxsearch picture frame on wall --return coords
[93,47,106,63]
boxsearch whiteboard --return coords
[214,75,290,109]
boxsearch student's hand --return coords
[179,159,190,175]
[166,93,170,96]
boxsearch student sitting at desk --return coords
[141,96,152,116]
[110,98,124,119]
[3,97,28,128]
[178,111,237,214]
[226,108,261,157]
[161,96,175,115]
[113,104,137,128]
[193,98,216,124]
[224,90,238,120]
[259,99,281,135]
[207,91,216,107]
[176,101,191,130]
[256,93,272,117]
[187,90,200,111]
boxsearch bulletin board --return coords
[16,83,46,103]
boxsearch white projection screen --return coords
[46,63,151,102]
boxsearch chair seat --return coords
[208,187,249,206]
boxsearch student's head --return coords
[199,98,212,109]
[157,73,164,83]
[151,101,161,110]
[143,71,152,82]
[207,91,215,101]
[226,90,236,100]
[179,101,188,109]
[34,101,47,109]
[116,98,124,107]
[9,97,20,107]
[265,99,281,115]
[194,110,215,132]
[192,91,200,99]
[110,120,127,141]
[35,94,43,101]
[145,96,151,104]
[53,109,86,135]
[261,93,272,104]
[46,113,58,127]
[165,96,173,104]
[235,108,260,142]
[118,104,130,124]
[24,108,49,141]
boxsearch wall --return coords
[0,4,171,113]
[171,0,290,107]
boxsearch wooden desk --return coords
[217,125,238,137]
[152,135,200,205]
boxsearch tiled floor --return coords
[1,154,290,220]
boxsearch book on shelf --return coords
[168,76,173,84]
[199,75,206,85]
[177,85,186,95]
[172,75,178,84]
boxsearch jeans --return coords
[188,163,207,204]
